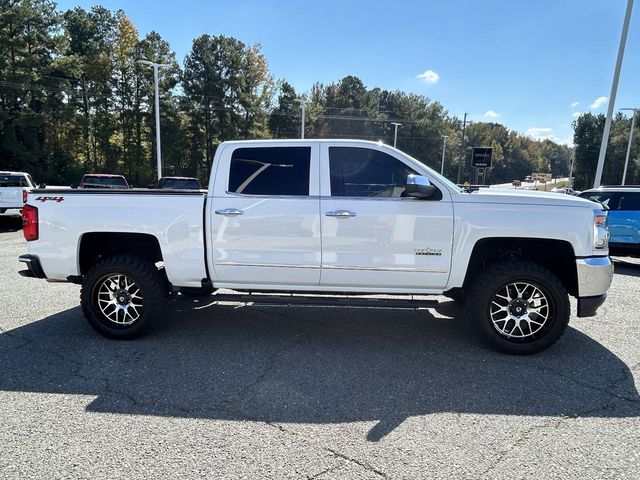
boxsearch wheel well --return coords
[464,238,578,297]
[78,232,163,275]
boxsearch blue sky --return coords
[56,0,640,145]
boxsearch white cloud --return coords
[525,127,573,146]
[571,101,580,107]
[483,110,499,118]
[590,96,608,109]
[525,127,554,140]
[416,70,439,85]
[572,112,581,118]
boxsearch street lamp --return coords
[620,107,638,185]
[138,60,170,180]
[440,135,448,175]
[593,0,634,188]
[391,122,402,148]
[294,99,310,139]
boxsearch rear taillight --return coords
[22,204,39,241]
[22,190,28,203]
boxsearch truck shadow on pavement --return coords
[613,259,640,277]
[1,299,638,442]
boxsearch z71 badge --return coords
[35,196,64,203]
[415,248,442,256]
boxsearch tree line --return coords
[2,0,635,188]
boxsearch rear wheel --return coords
[467,260,570,354]
[81,255,169,339]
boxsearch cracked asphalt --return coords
[1,214,639,479]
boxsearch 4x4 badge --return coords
[35,196,64,203]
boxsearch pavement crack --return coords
[326,448,388,478]
[477,401,619,479]
[529,364,639,403]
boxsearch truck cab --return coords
[0,171,35,214]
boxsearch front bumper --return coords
[575,256,613,317]
[18,254,47,279]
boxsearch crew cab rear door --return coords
[209,142,322,286]
[319,144,454,290]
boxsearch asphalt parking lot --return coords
[0,213,638,479]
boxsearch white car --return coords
[0,171,35,214]
[18,140,613,354]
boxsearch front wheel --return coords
[81,255,169,339]
[467,260,570,355]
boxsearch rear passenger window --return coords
[329,147,418,197]
[228,147,311,196]
[618,193,640,211]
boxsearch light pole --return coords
[593,0,634,188]
[391,122,402,147]
[620,107,638,185]
[139,60,170,180]
[440,135,448,175]
[457,113,469,184]
[569,147,576,187]
[294,99,310,139]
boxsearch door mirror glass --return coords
[405,175,437,199]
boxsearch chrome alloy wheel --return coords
[489,281,550,339]
[96,274,144,325]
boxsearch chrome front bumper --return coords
[576,256,614,297]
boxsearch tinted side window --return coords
[329,147,418,197]
[579,192,621,210]
[618,192,640,211]
[229,147,311,196]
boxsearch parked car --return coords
[79,174,129,189]
[579,186,640,257]
[0,171,35,214]
[550,187,577,195]
[19,139,613,354]
[155,176,202,190]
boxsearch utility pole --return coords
[593,0,634,188]
[620,107,638,185]
[294,99,310,139]
[440,135,448,175]
[569,147,576,187]
[139,60,170,180]
[457,113,468,184]
[391,122,402,147]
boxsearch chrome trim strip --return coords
[215,262,320,269]
[214,262,447,273]
[323,265,447,273]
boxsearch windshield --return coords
[81,176,128,188]
[0,175,30,188]
[158,178,201,189]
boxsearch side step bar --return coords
[208,293,438,310]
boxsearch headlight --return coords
[593,210,609,249]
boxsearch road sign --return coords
[472,147,493,168]
[532,172,552,182]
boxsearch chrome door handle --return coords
[325,210,357,218]
[215,208,244,217]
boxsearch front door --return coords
[319,145,453,290]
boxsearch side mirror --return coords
[38,183,47,189]
[405,175,437,199]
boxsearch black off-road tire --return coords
[467,260,570,355]
[81,255,169,339]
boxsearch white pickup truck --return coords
[1,171,35,214]
[18,140,614,354]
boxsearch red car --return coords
[79,174,129,189]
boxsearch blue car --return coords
[579,186,640,257]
